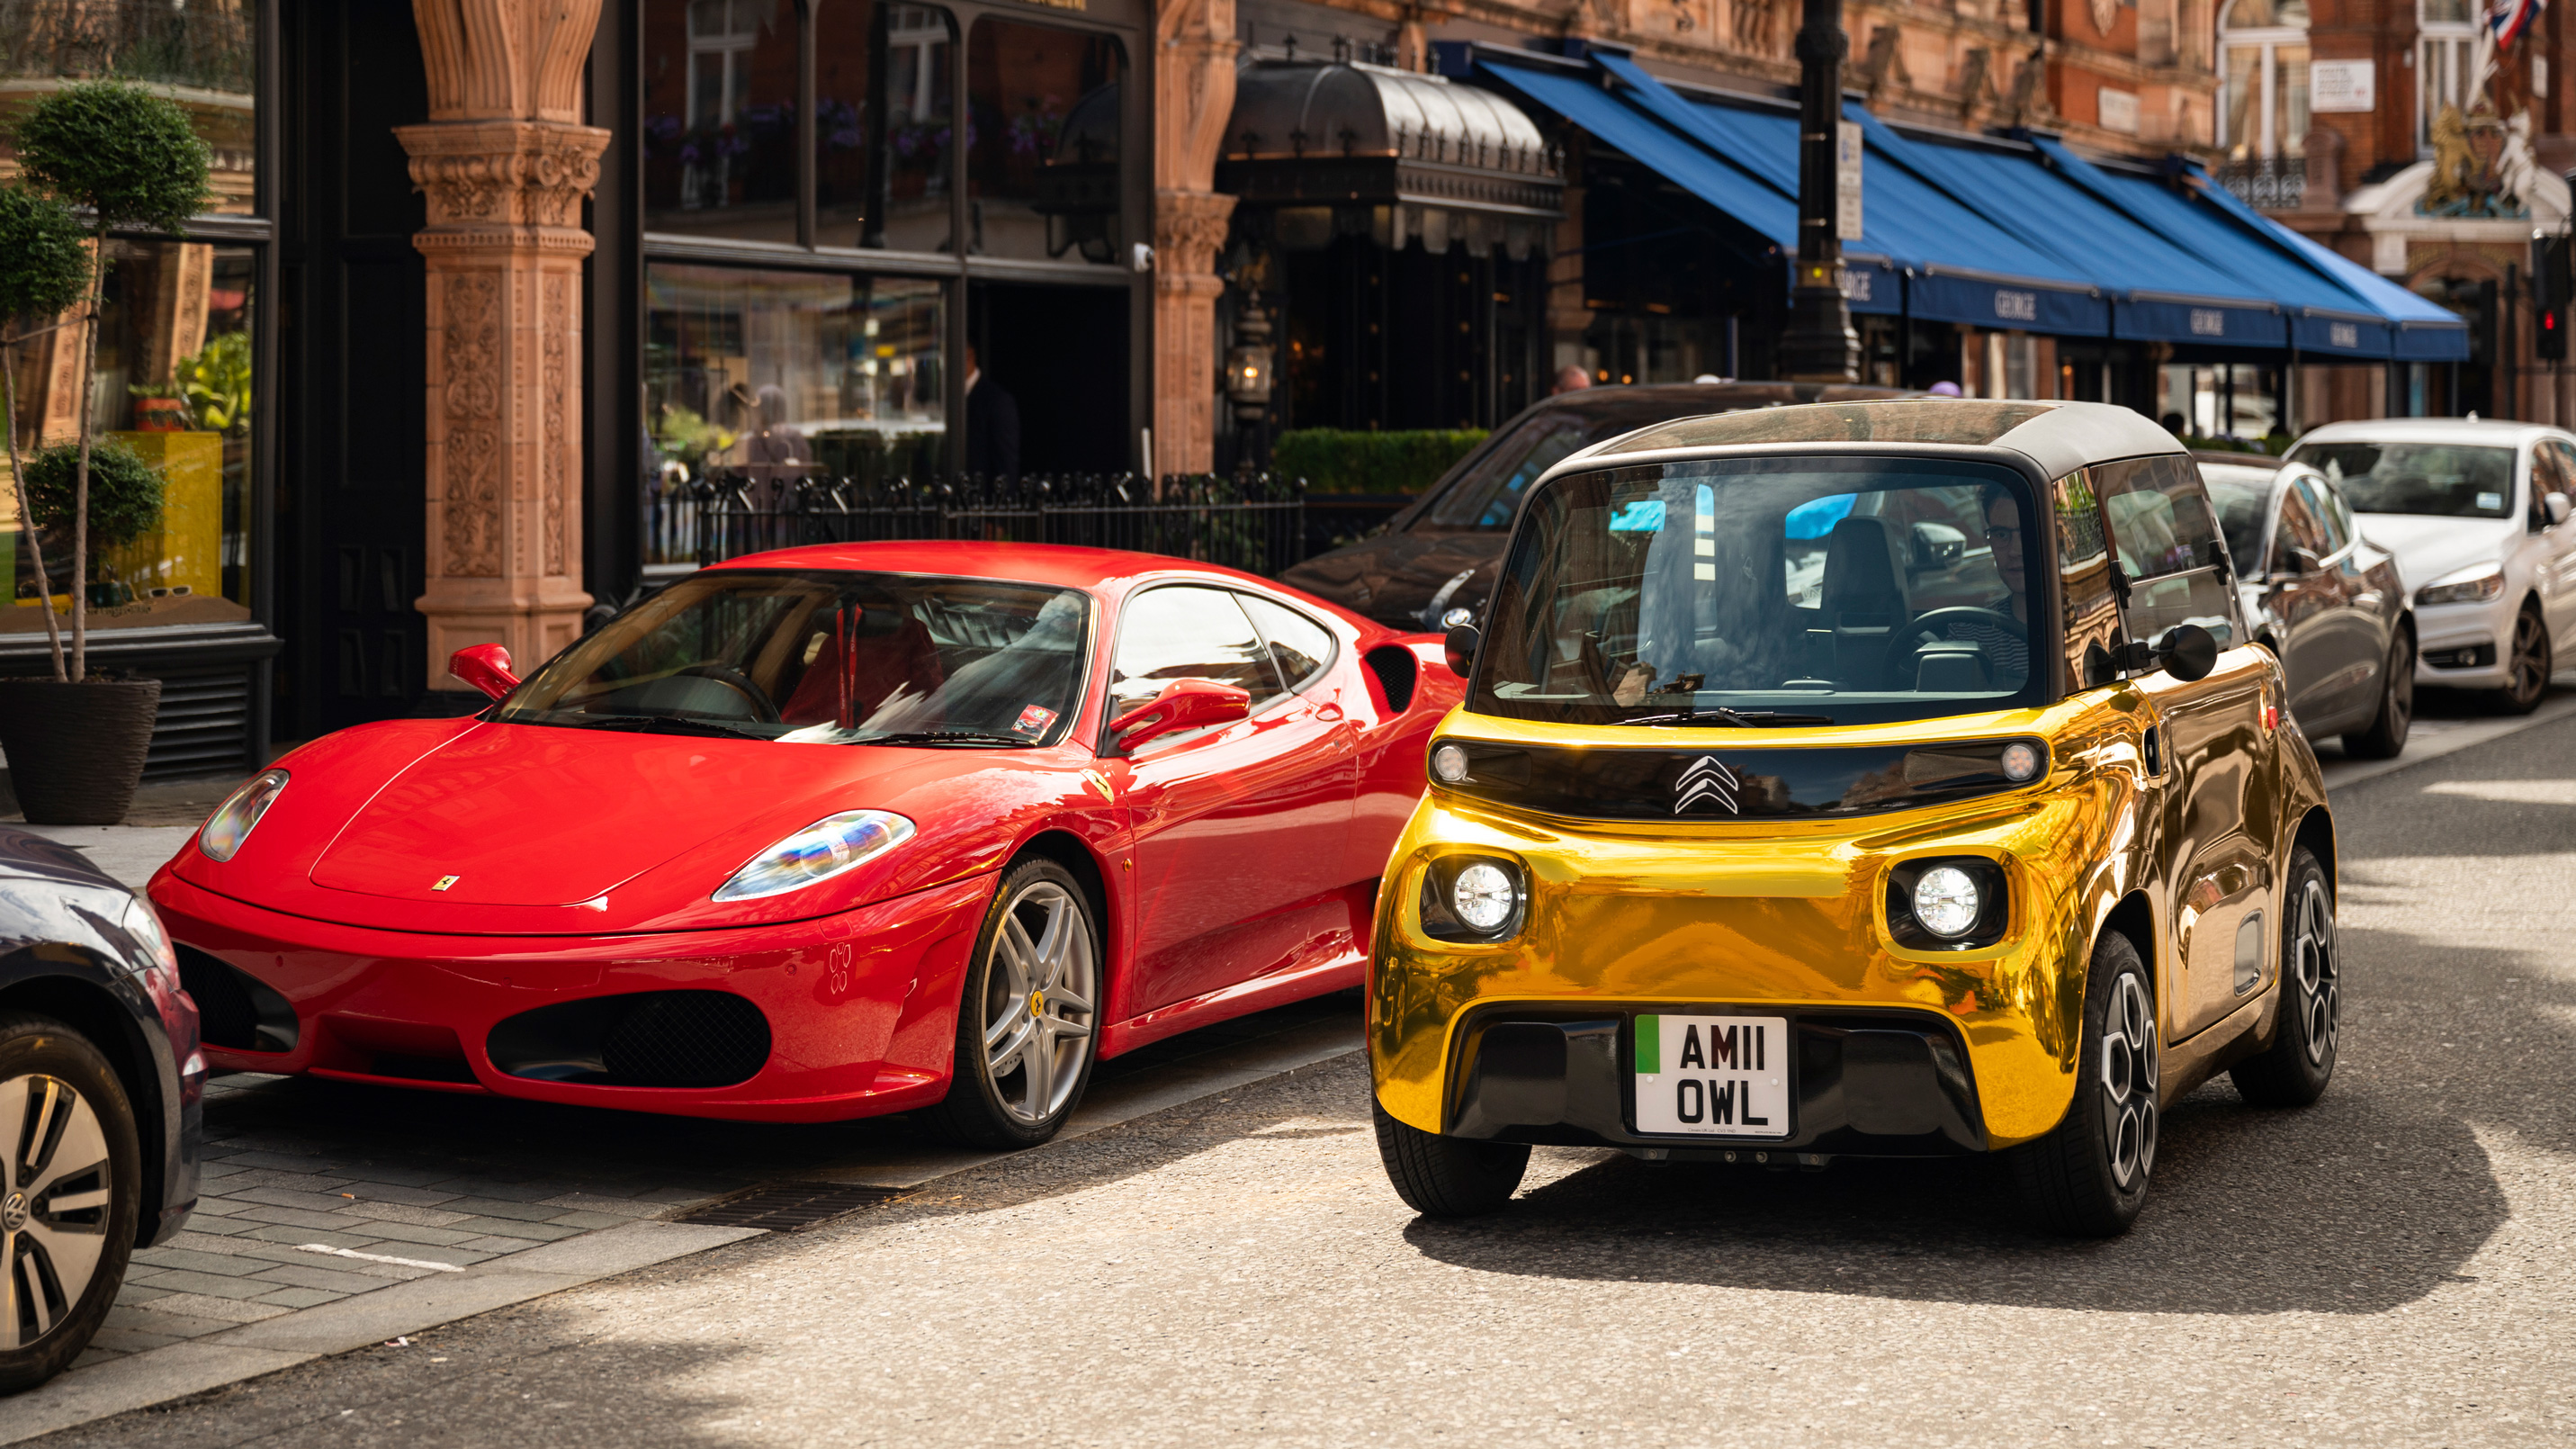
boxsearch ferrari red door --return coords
[1108,584,1360,1017]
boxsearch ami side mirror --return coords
[1443,624,1480,680]
[2111,624,2219,683]
[448,644,520,701]
[1108,679,1252,752]
[1909,520,1966,572]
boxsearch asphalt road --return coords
[30,715,2576,1447]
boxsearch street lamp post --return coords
[1780,0,1860,382]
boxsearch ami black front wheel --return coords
[0,1012,142,1395]
[2008,931,2159,1238]
[927,859,1102,1150]
[2230,845,2338,1108]
[1372,1102,1530,1218]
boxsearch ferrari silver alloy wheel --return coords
[2290,876,2340,1068]
[2,1075,113,1351]
[981,880,1097,1127]
[2097,974,2159,1191]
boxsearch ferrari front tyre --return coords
[1371,1101,1530,1218]
[2340,631,2413,759]
[2009,931,2159,1238]
[2491,603,2551,716]
[2230,846,2339,1108]
[928,859,1102,1149]
[0,1012,142,1394]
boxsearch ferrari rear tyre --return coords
[2490,604,2551,716]
[2341,632,2413,760]
[2009,931,2158,1238]
[928,860,1101,1150]
[0,1012,141,1395]
[2230,847,2338,1108]
[1372,1101,1530,1218]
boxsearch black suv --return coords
[1,826,202,1392]
[1282,382,1913,629]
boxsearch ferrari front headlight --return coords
[198,769,288,862]
[714,810,916,902]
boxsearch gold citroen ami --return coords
[1369,400,2339,1236]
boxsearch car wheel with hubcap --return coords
[0,1012,141,1394]
[2230,845,2338,1107]
[1372,1101,1530,1218]
[929,859,1101,1149]
[2491,604,2551,716]
[2341,631,2413,759]
[2009,931,2159,1238]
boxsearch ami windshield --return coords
[495,569,1091,746]
[2288,441,2517,519]
[1473,459,2049,727]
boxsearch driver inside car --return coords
[1934,484,2033,690]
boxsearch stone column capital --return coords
[1153,190,1238,278]
[394,119,610,248]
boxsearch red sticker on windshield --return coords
[1012,705,1058,736]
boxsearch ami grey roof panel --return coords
[1594,399,2185,474]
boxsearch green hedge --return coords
[1273,428,1487,496]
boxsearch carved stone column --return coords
[1153,0,1239,476]
[397,0,608,686]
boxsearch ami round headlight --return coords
[1430,742,1469,784]
[1999,741,2042,783]
[1911,866,1982,939]
[198,769,289,862]
[714,810,917,902]
[1450,861,1519,933]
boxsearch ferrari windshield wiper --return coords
[1613,707,1836,727]
[550,713,784,740]
[853,730,1032,748]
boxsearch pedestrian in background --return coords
[965,345,1020,479]
[1553,364,1592,394]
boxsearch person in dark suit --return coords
[964,346,1020,479]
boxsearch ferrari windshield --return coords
[1473,459,2047,726]
[2288,441,2516,518]
[495,570,1090,746]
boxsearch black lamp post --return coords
[1779,0,1860,382]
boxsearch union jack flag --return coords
[2491,0,2545,50]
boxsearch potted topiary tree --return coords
[0,79,211,824]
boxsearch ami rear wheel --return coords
[2008,930,2159,1238]
[1372,1101,1530,1218]
[0,1012,142,1395]
[2341,631,2414,760]
[2491,604,2552,716]
[2230,846,2339,1108]
[928,859,1102,1150]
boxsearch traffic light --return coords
[2535,230,2571,361]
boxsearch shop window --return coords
[643,0,800,240]
[642,264,945,566]
[817,1,956,252]
[2419,0,2478,153]
[6,242,258,634]
[0,2,260,213]
[2217,0,2310,163]
[966,18,1124,264]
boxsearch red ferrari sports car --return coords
[148,543,1457,1145]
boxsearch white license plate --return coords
[1633,1014,1791,1138]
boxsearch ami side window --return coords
[2050,467,2123,692]
[2095,455,2243,652]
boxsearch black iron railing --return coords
[660,470,1314,579]
[2215,156,2305,212]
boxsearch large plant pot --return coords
[0,678,163,825]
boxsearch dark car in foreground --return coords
[1,828,202,1392]
[2199,454,2414,758]
[1281,382,1914,629]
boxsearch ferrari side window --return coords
[1110,587,1288,716]
[1237,593,1336,691]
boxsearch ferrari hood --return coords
[308,725,807,905]
[2354,513,2516,593]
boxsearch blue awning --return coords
[2177,163,2473,362]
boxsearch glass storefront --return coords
[642,0,800,240]
[0,0,260,212]
[818,2,956,251]
[965,18,1123,263]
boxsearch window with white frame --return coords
[2419,0,2480,152]
[2218,0,2311,162]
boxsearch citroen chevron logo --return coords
[1674,756,1739,815]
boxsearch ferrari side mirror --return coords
[449,644,520,701]
[1108,679,1252,752]
[1443,624,1480,680]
